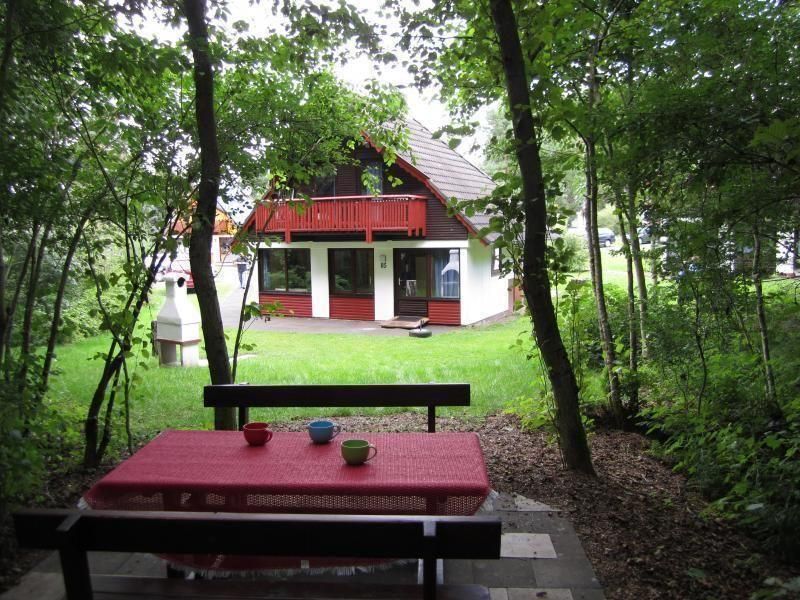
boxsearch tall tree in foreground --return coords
[488,0,594,474]
[182,0,235,430]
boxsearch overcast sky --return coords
[139,0,487,165]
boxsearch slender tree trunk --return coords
[0,0,18,114]
[0,235,5,367]
[584,136,624,424]
[84,344,121,467]
[41,210,91,390]
[752,224,780,417]
[183,0,235,430]
[2,224,37,375]
[17,222,51,391]
[232,251,258,383]
[0,0,18,371]
[625,182,648,357]
[96,365,122,464]
[489,0,594,474]
[687,279,707,410]
[617,211,639,413]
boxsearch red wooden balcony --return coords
[251,195,427,243]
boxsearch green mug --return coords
[341,439,378,466]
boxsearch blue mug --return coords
[307,420,342,444]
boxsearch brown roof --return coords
[398,119,496,240]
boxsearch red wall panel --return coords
[259,293,312,317]
[427,300,461,325]
[329,296,375,321]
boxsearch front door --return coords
[394,249,428,318]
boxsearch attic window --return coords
[361,160,383,195]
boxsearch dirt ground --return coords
[1,413,798,598]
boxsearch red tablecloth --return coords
[82,430,491,572]
[84,430,490,515]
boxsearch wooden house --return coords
[242,120,512,326]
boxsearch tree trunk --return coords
[752,224,780,418]
[1,224,37,373]
[617,210,639,413]
[232,250,257,383]
[41,209,91,390]
[0,0,18,114]
[84,344,121,467]
[625,182,648,357]
[584,136,624,424]
[489,0,594,474]
[583,40,623,424]
[17,222,51,391]
[0,0,18,370]
[183,0,235,430]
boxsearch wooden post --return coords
[56,514,93,600]
[422,520,437,600]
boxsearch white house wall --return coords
[373,249,394,321]
[461,238,512,325]
[310,247,330,318]
[255,239,509,324]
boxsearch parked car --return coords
[597,227,616,247]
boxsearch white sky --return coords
[137,0,486,165]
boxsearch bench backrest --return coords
[204,383,471,431]
[14,509,501,600]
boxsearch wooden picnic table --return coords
[82,429,491,572]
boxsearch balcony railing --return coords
[252,195,427,243]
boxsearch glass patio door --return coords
[394,249,429,317]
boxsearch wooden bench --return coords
[204,383,471,431]
[14,509,501,600]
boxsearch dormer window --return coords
[361,160,383,195]
[312,172,336,197]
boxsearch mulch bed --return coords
[1,412,798,598]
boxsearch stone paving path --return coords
[1,492,604,599]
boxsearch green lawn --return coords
[47,317,539,441]
[570,245,644,288]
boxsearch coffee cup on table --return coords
[243,422,273,446]
[307,420,342,444]
[341,439,377,466]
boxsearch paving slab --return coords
[532,558,603,589]
[513,494,559,512]
[548,533,592,562]
[508,588,574,600]
[470,559,538,588]
[570,589,607,600]
[497,511,577,536]
[501,533,557,559]
[0,572,64,600]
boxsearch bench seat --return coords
[13,510,501,600]
[203,383,471,431]
[87,575,490,599]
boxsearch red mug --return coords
[243,422,273,446]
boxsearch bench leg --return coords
[59,547,92,600]
[166,564,183,579]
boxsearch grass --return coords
[46,317,540,444]
[565,244,639,289]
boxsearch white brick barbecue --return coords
[156,275,200,367]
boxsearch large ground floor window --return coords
[329,249,374,295]
[259,248,311,293]
[396,248,460,299]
